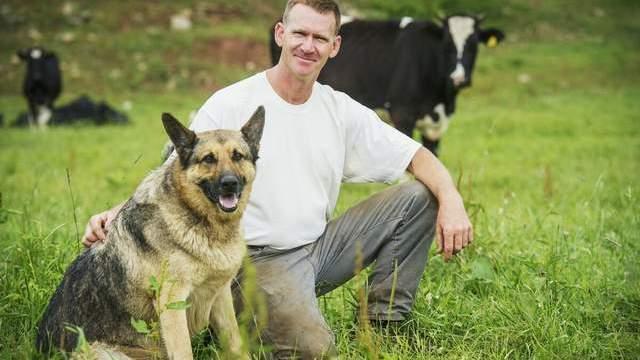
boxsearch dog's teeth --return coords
[219,194,239,209]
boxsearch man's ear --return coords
[241,106,265,163]
[329,35,342,59]
[274,21,285,47]
[161,113,197,166]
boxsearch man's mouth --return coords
[295,54,316,63]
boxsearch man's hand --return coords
[435,193,473,261]
[407,147,473,261]
[81,204,123,248]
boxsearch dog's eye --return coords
[201,154,217,164]
[231,150,244,162]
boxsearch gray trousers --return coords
[232,181,438,359]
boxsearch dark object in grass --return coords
[12,95,129,127]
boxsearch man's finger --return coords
[82,223,93,242]
[454,230,463,252]
[443,229,454,261]
[89,216,107,240]
[82,230,97,247]
[462,228,470,248]
[436,224,443,253]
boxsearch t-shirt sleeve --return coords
[190,94,224,132]
[342,101,422,184]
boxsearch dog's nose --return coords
[220,174,240,192]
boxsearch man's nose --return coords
[300,35,314,52]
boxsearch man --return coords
[83,1,473,358]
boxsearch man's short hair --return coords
[283,0,341,35]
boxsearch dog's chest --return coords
[178,239,245,284]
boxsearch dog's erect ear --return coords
[162,113,197,166]
[241,106,265,163]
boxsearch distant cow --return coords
[17,47,62,127]
[12,95,129,127]
[270,15,505,155]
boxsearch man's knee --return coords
[272,326,336,359]
[297,328,336,359]
[399,180,438,213]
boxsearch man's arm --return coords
[407,147,473,260]
[81,201,125,247]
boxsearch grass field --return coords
[1,0,639,358]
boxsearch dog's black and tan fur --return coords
[36,106,265,359]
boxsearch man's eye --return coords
[202,154,217,164]
[232,150,244,162]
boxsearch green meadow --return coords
[1,0,638,358]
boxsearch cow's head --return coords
[440,15,505,89]
[16,47,58,81]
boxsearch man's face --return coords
[275,4,341,80]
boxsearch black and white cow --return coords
[270,15,505,155]
[17,46,62,128]
[12,95,129,127]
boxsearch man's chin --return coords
[283,59,321,80]
[295,58,314,68]
[292,66,318,80]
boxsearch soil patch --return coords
[194,37,271,70]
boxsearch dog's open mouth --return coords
[199,176,244,213]
[218,192,240,213]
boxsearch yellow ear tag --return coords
[487,36,498,48]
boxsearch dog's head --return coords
[162,106,265,220]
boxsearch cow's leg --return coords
[422,137,440,157]
[389,108,417,139]
[37,104,52,127]
[416,104,449,157]
[27,101,37,128]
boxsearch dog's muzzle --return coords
[199,173,245,213]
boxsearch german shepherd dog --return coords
[36,106,265,359]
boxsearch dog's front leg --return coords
[210,283,247,359]
[157,286,193,360]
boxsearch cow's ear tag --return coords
[487,36,498,48]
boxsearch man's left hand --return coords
[435,193,473,261]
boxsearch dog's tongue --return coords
[219,194,239,209]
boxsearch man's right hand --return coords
[81,203,123,248]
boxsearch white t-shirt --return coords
[191,71,421,250]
